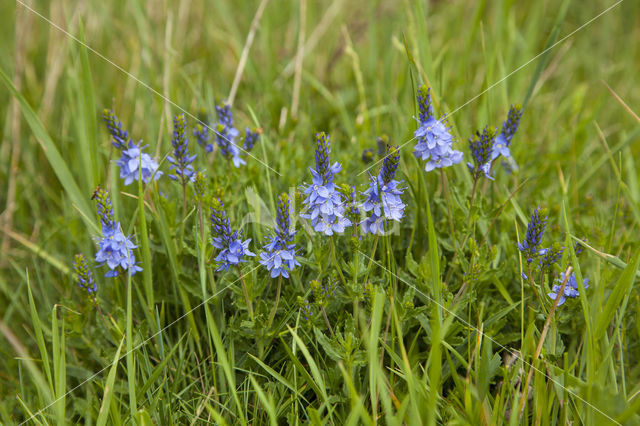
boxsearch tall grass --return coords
[1,0,639,424]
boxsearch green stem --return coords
[126,275,137,418]
[267,276,282,328]
[237,266,254,320]
[362,235,379,286]
[330,235,347,286]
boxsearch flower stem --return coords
[237,266,254,320]
[321,306,335,337]
[362,235,379,286]
[267,276,282,328]
[330,235,347,286]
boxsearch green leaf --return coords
[595,250,640,339]
[96,336,125,426]
[0,67,95,231]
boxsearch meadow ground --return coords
[1,0,640,424]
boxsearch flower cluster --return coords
[548,272,589,306]
[259,194,300,278]
[214,103,245,167]
[539,242,564,270]
[361,144,406,235]
[310,277,338,307]
[361,148,374,164]
[300,132,351,235]
[518,206,548,263]
[103,109,162,186]
[210,198,255,271]
[492,104,523,160]
[193,108,212,152]
[413,85,463,172]
[73,254,96,295]
[301,299,314,321]
[243,127,261,152]
[93,189,142,277]
[467,125,498,180]
[168,114,197,184]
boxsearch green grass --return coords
[1,0,640,424]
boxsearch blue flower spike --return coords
[193,107,213,152]
[361,144,406,235]
[467,125,498,180]
[214,103,245,167]
[210,198,255,272]
[168,114,197,184]
[300,132,351,235]
[413,85,463,172]
[259,193,300,278]
[103,109,162,186]
[492,104,523,161]
[93,188,142,277]
[74,254,97,295]
[518,206,548,263]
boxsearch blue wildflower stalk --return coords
[413,85,463,172]
[243,127,261,152]
[300,132,351,236]
[193,108,213,152]
[102,109,129,149]
[518,206,549,308]
[261,195,299,326]
[492,104,523,161]
[103,109,162,186]
[518,207,548,264]
[361,144,406,235]
[214,103,245,167]
[94,189,142,278]
[73,254,97,297]
[168,114,197,185]
[539,242,564,271]
[259,194,300,279]
[466,125,498,214]
[168,114,197,222]
[467,125,498,182]
[210,198,255,318]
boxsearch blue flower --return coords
[413,86,463,172]
[214,103,245,167]
[210,199,255,271]
[539,242,564,269]
[301,299,314,321]
[243,127,261,152]
[168,114,197,184]
[117,141,162,185]
[73,254,97,295]
[361,144,406,235]
[103,109,162,185]
[301,132,352,235]
[95,224,143,277]
[492,104,523,160]
[548,272,589,306]
[193,108,213,152]
[103,109,130,150]
[467,125,498,180]
[93,189,142,277]
[260,194,300,278]
[518,207,548,263]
